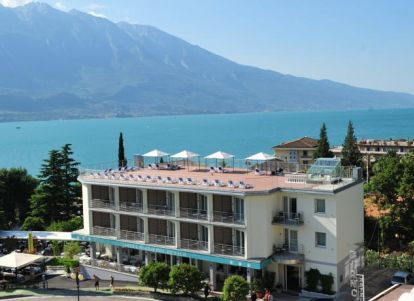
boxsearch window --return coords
[315,199,326,214]
[315,232,326,247]
[303,150,308,157]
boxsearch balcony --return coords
[119,229,144,241]
[90,199,115,210]
[147,204,175,216]
[119,201,143,213]
[179,207,208,220]
[148,234,175,246]
[214,243,245,257]
[272,243,304,264]
[272,211,304,226]
[180,239,208,251]
[213,211,245,224]
[92,226,116,237]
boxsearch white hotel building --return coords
[73,154,364,292]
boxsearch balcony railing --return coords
[92,226,116,237]
[179,207,208,220]
[90,199,115,210]
[214,243,245,257]
[119,229,144,241]
[148,234,175,246]
[272,243,305,264]
[147,204,175,216]
[81,258,139,275]
[119,201,143,213]
[180,238,208,251]
[272,211,304,226]
[213,211,245,224]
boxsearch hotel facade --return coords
[73,155,364,292]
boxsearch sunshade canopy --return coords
[245,152,275,161]
[0,251,44,269]
[171,150,200,159]
[204,151,234,160]
[142,149,169,157]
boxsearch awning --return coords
[142,149,169,157]
[204,151,234,160]
[0,251,45,269]
[245,152,275,161]
[171,150,200,159]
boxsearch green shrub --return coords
[48,257,79,267]
[168,263,204,295]
[63,241,81,259]
[21,217,45,231]
[305,268,320,291]
[46,217,83,232]
[139,262,170,292]
[223,275,249,301]
[320,273,334,294]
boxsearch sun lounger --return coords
[178,177,185,184]
[213,179,225,187]
[239,181,252,189]
[255,168,265,176]
[228,180,238,188]
[201,179,209,186]
[186,178,195,185]
[210,166,215,173]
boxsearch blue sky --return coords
[3,0,414,94]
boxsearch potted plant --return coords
[65,265,71,277]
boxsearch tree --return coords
[46,216,83,232]
[168,263,204,295]
[139,262,170,292]
[341,121,362,167]
[313,123,334,159]
[64,241,81,259]
[23,145,81,225]
[0,168,38,228]
[118,132,127,167]
[222,275,250,301]
[21,216,45,231]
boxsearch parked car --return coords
[391,271,413,285]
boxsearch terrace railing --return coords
[90,199,115,210]
[119,229,144,241]
[119,201,143,213]
[213,211,245,224]
[82,258,139,275]
[147,204,175,216]
[92,226,116,237]
[180,238,208,251]
[148,234,175,246]
[179,207,208,220]
[214,243,245,257]
[272,211,304,226]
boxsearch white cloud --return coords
[0,0,32,7]
[84,3,104,11]
[87,10,106,18]
[54,1,67,11]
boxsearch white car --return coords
[391,271,413,285]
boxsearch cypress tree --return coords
[341,121,362,167]
[118,132,127,167]
[313,123,334,159]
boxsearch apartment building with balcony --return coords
[73,155,364,292]
[273,136,318,165]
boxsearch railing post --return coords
[208,225,214,254]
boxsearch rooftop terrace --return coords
[79,160,362,194]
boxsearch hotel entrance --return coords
[285,265,301,292]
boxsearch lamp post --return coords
[74,267,80,301]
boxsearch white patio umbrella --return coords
[171,150,200,170]
[204,151,235,170]
[245,152,275,161]
[0,251,44,269]
[142,149,170,164]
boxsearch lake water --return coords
[0,108,412,175]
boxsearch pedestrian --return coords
[93,274,100,291]
[204,282,211,300]
[264,288,273,301]
[250,289,257,301]
[109,275,114,290]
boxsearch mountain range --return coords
[0,2,414,121]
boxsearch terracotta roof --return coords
[273,136,318,149]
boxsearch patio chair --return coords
[227,180,236,188]
[213,179,223,187]
[165,176,172,183]
[157,176,163,183]
[178,177,185,184]
[201,178,209,186]
[146,175,152,182]
[186,177,195,185]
